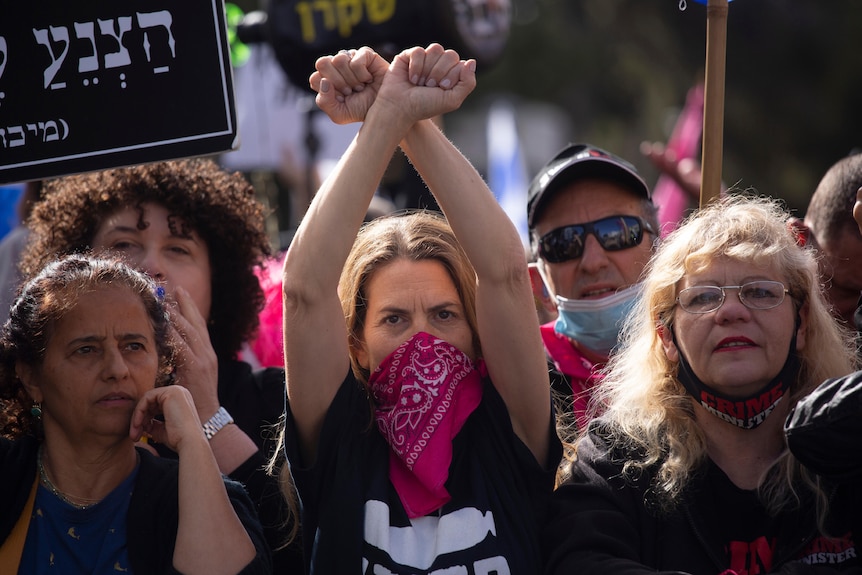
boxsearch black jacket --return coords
[786,370,862,480]
[543,422,861,574]
[0,435,271,575]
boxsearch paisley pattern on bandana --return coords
[369,332,484,518]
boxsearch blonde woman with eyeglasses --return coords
[544,193,860,574]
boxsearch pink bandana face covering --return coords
[368,331,484,518]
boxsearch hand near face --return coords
[167,286,220,422]
[129,385,205,451]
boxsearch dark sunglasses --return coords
[537,215,656,263]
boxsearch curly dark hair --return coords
[0,254,176,439]
[20,158,272,360]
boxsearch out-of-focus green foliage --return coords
[469,0,862,213]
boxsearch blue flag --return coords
[486,100,529,248]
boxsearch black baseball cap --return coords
[527,143,651,228]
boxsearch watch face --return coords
[446,0,512,65]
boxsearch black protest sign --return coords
[0,0,237,184]
[264,0,511,90]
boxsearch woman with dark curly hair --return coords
[19,158,299,572]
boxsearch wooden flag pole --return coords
[699,0,728,207]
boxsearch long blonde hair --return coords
[571,193,857,513]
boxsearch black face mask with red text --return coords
[673,331,801,430]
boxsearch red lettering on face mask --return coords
[716,396,743,418]
[702,383,785,421]
[702,392,744,418]
[744,385,782,417]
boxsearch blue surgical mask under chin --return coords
[554,284,644,356]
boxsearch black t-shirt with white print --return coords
[285,370,560,575]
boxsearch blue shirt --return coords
[20,464,138,574]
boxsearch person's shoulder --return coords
[786,370,862,480]
[575,421,613,457]
[577,420,650,466]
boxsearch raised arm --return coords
[283,47,438,462]
[390,45,552,463]
[168,286,258,473]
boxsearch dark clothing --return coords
[0,435,271,575]
[786,370,862,480]
[285,370,561,574]
[544,422,862,575]
[154,360,302,572]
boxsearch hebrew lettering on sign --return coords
[0,119,70,149]
[30,10,178,91]
[33,26,70,89]
[294,0,396,43]
[99,17,133,69]
[137,11,176,73]
[0,36,8,83]
[0,1,238,185]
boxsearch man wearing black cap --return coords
[527,144,659,430]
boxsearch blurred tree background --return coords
[454,0,862,215]
[233,0,862,218]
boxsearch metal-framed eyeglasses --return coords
[676,281,790,314]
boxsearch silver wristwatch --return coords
[202,406,234,440]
